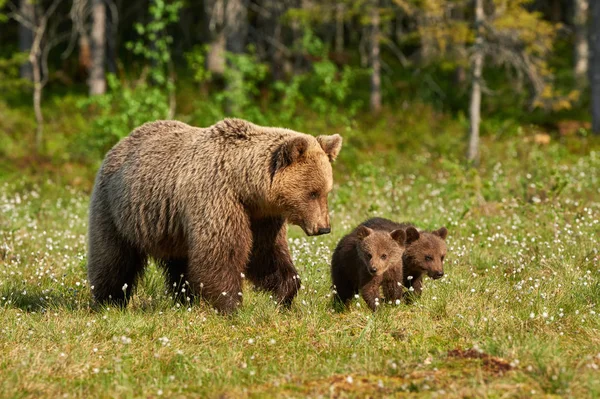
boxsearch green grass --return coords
[1,131,600,398]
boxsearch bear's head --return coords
[403,226,448,279]
[270,134,342,236]
[355,226,406,276]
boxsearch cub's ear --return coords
[273,137,309,171]
[433,226,448,240]
[317,134,343,162]
[356,225,373,240]
[405,227,420,245]
[390,229,406,246]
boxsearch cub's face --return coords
[404,227,448,279]
[355,226,406,276]
[271,134,342,236]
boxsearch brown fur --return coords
[86,118,342,314]
[330,224,406,311]
[362,218,448,299]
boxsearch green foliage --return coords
[185,32,365,128]
[0,52,30,93]
[184,45,212,86]
[273,30,366,126]
[218,46,269,122]
[126,0,183,87]
[74,0,182,158]
[75,75,170,158]
[0,0,7,23]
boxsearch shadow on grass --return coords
[0,285,91,312]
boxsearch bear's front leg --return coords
[246,217,301,308]
[360,275,383,312]
[382,265,403,304]
[186,205,252,315]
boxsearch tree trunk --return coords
[591,0,600,134]
[90,0,107,95]
[370,3,381,113]
[223,0,247,115]
[467,0,485,164]
[574,0,589,84]
[19,0,35,80]
[106,0,118,74]
[225,0,247,54]
[335,3,344,54]
[204,0,226,75]
[32,57,44,153]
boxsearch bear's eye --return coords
[425,255,433,262]
[380,254,387,260]
[309,191,319,200]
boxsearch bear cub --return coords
[331,224,406,311]
[362,217,448,299]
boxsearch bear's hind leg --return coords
[246,217,301,308]
[87,215,147,307]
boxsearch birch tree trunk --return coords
[19,0,35,80]
[370,3,381,113]
[31,16,47,154]
[90,0,106,95]
[591,0,600,134]
[574,0,589,84]
[467,0,485,164]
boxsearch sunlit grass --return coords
[1,140,600,397]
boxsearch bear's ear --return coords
[273,137,309,171]
[356,225,373,240]
[433,226,448,240]
[317,134,343,162]
[390,229,406,246]
[405,227,420,245]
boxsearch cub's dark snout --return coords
[317,227,331,235]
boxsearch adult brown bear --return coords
[86,118,342,314]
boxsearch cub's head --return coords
[404,226,448,279]
[355,226,406,276]
[270,134,342,236]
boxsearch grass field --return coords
[1,136,600,398]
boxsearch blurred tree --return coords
[335,2,344,53]
[70,0,92,78]
[18,0,34,80]
[573,0,588,84]
[415,0,559,164]
[90,0,106,95]
[204,0,226,75]
[8,0,67,153]
[591,0,600,134]
[369,0,381,113]
[467,0,484,165]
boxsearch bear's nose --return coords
[434,271,444,279]
[316,227,331,235]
